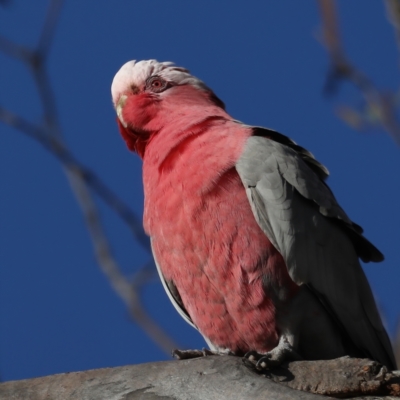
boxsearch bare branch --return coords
[317,0,343,61]
[30,0,64,132]
[131,260,158,289]
[317,0,400,145]
[69,169,178,353]
[0,0,175,354]
[0,35,32,63]
[36,0,65,57]
[0,107,150,251]
[385,0,400,56]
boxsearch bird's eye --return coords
[146,76,169,93]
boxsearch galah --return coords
[111,59,396,370]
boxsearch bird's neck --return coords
[143,102,231,163]
[142,110,252,198]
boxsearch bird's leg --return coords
[172,348,219,360]
[243,334,302,370]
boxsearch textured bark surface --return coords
[251,356,400,398]
[0,356,399,400]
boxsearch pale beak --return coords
[116,95,128,128]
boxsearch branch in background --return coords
[0,0,177,354]
[385,0,400,57]
[0,108,150,251]
[69,171,177,352]
[317,0,400,360]
[317,0,400,146]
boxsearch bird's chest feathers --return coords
[141,124,297,353]
[143,122,249,236]
[143,130,242,240]
[142,126,272,287]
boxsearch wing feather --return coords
[236,133,396,369]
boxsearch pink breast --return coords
[147,164,298,354]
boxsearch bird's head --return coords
[111,59,225,157]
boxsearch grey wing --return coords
[151,239,197,330]
[235,133,396,370]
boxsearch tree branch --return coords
[0,0,175,354]
[385,0,400,57]
[317,0,400,145]
[0,357,398,399]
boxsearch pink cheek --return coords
[123,94,159,128]
[117,118,136,152]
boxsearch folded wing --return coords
[235,130,396,369]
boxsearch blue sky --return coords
[1,1,399,381]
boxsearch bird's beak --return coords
[116,95,128,128]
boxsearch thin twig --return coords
[37,0,65,57]
[0,35,32,63]
[69,169,178,352]
[131,260,158,289]
[317,0,342,61]
[0,0,176,354]
[317,0,400,145]
[385,0,400,56]
[0,107,150,250]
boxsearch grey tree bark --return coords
[0,356,399,400]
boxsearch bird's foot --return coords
[243,335,302,370]
[172,348,218,360]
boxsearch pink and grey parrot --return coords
[111,60,396,370]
